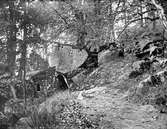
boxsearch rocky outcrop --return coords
[48,46,88,73]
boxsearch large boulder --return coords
[48,46,88,73]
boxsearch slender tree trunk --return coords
[153,12,156,30]
[151,0,167,29]
[6,1,17,99]
[7,1,17,75]
[18,28,27,81]
[140,1,144,27]
[21,16,28,113]
[76,10,87,49]
[123,0,128,41]
[94,0,101,45]
[107,0,115,43]
[147,4,156,29]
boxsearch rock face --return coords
[48,46,88,73]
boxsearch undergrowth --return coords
[15,91,100,129]
[128,72,167,113]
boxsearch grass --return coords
[14,90,100,129]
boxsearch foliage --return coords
[28,50,49,71]
[25,100,99,129]
[26,107,59,129]
[59,100,99,129]
[0,77,16,111]
[126,22,167,79]
[128,68,167,113]
[129,59,152,78]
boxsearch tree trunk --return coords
[6,1,17,75]
[94,0,101,43]
[140,1,144,27]
[20,15,28,112]
[151,0,167,29]
[76,10,87,49]
[18,27,27,80]
[107,0,115,43]
[6,1,17,99]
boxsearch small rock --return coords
[77,90,85,100]
[82,93,95,98]
[18,117,30,125]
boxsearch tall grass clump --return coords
[26,91,99,129]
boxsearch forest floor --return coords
[43,57,167,129]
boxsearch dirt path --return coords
[77,59,167,129]
[79,86,167,129]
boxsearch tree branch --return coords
[42,1,69,25]
[138,8,157,16]
[116,17,160,40]
[151,0,167,29]
[52,42,83,50]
